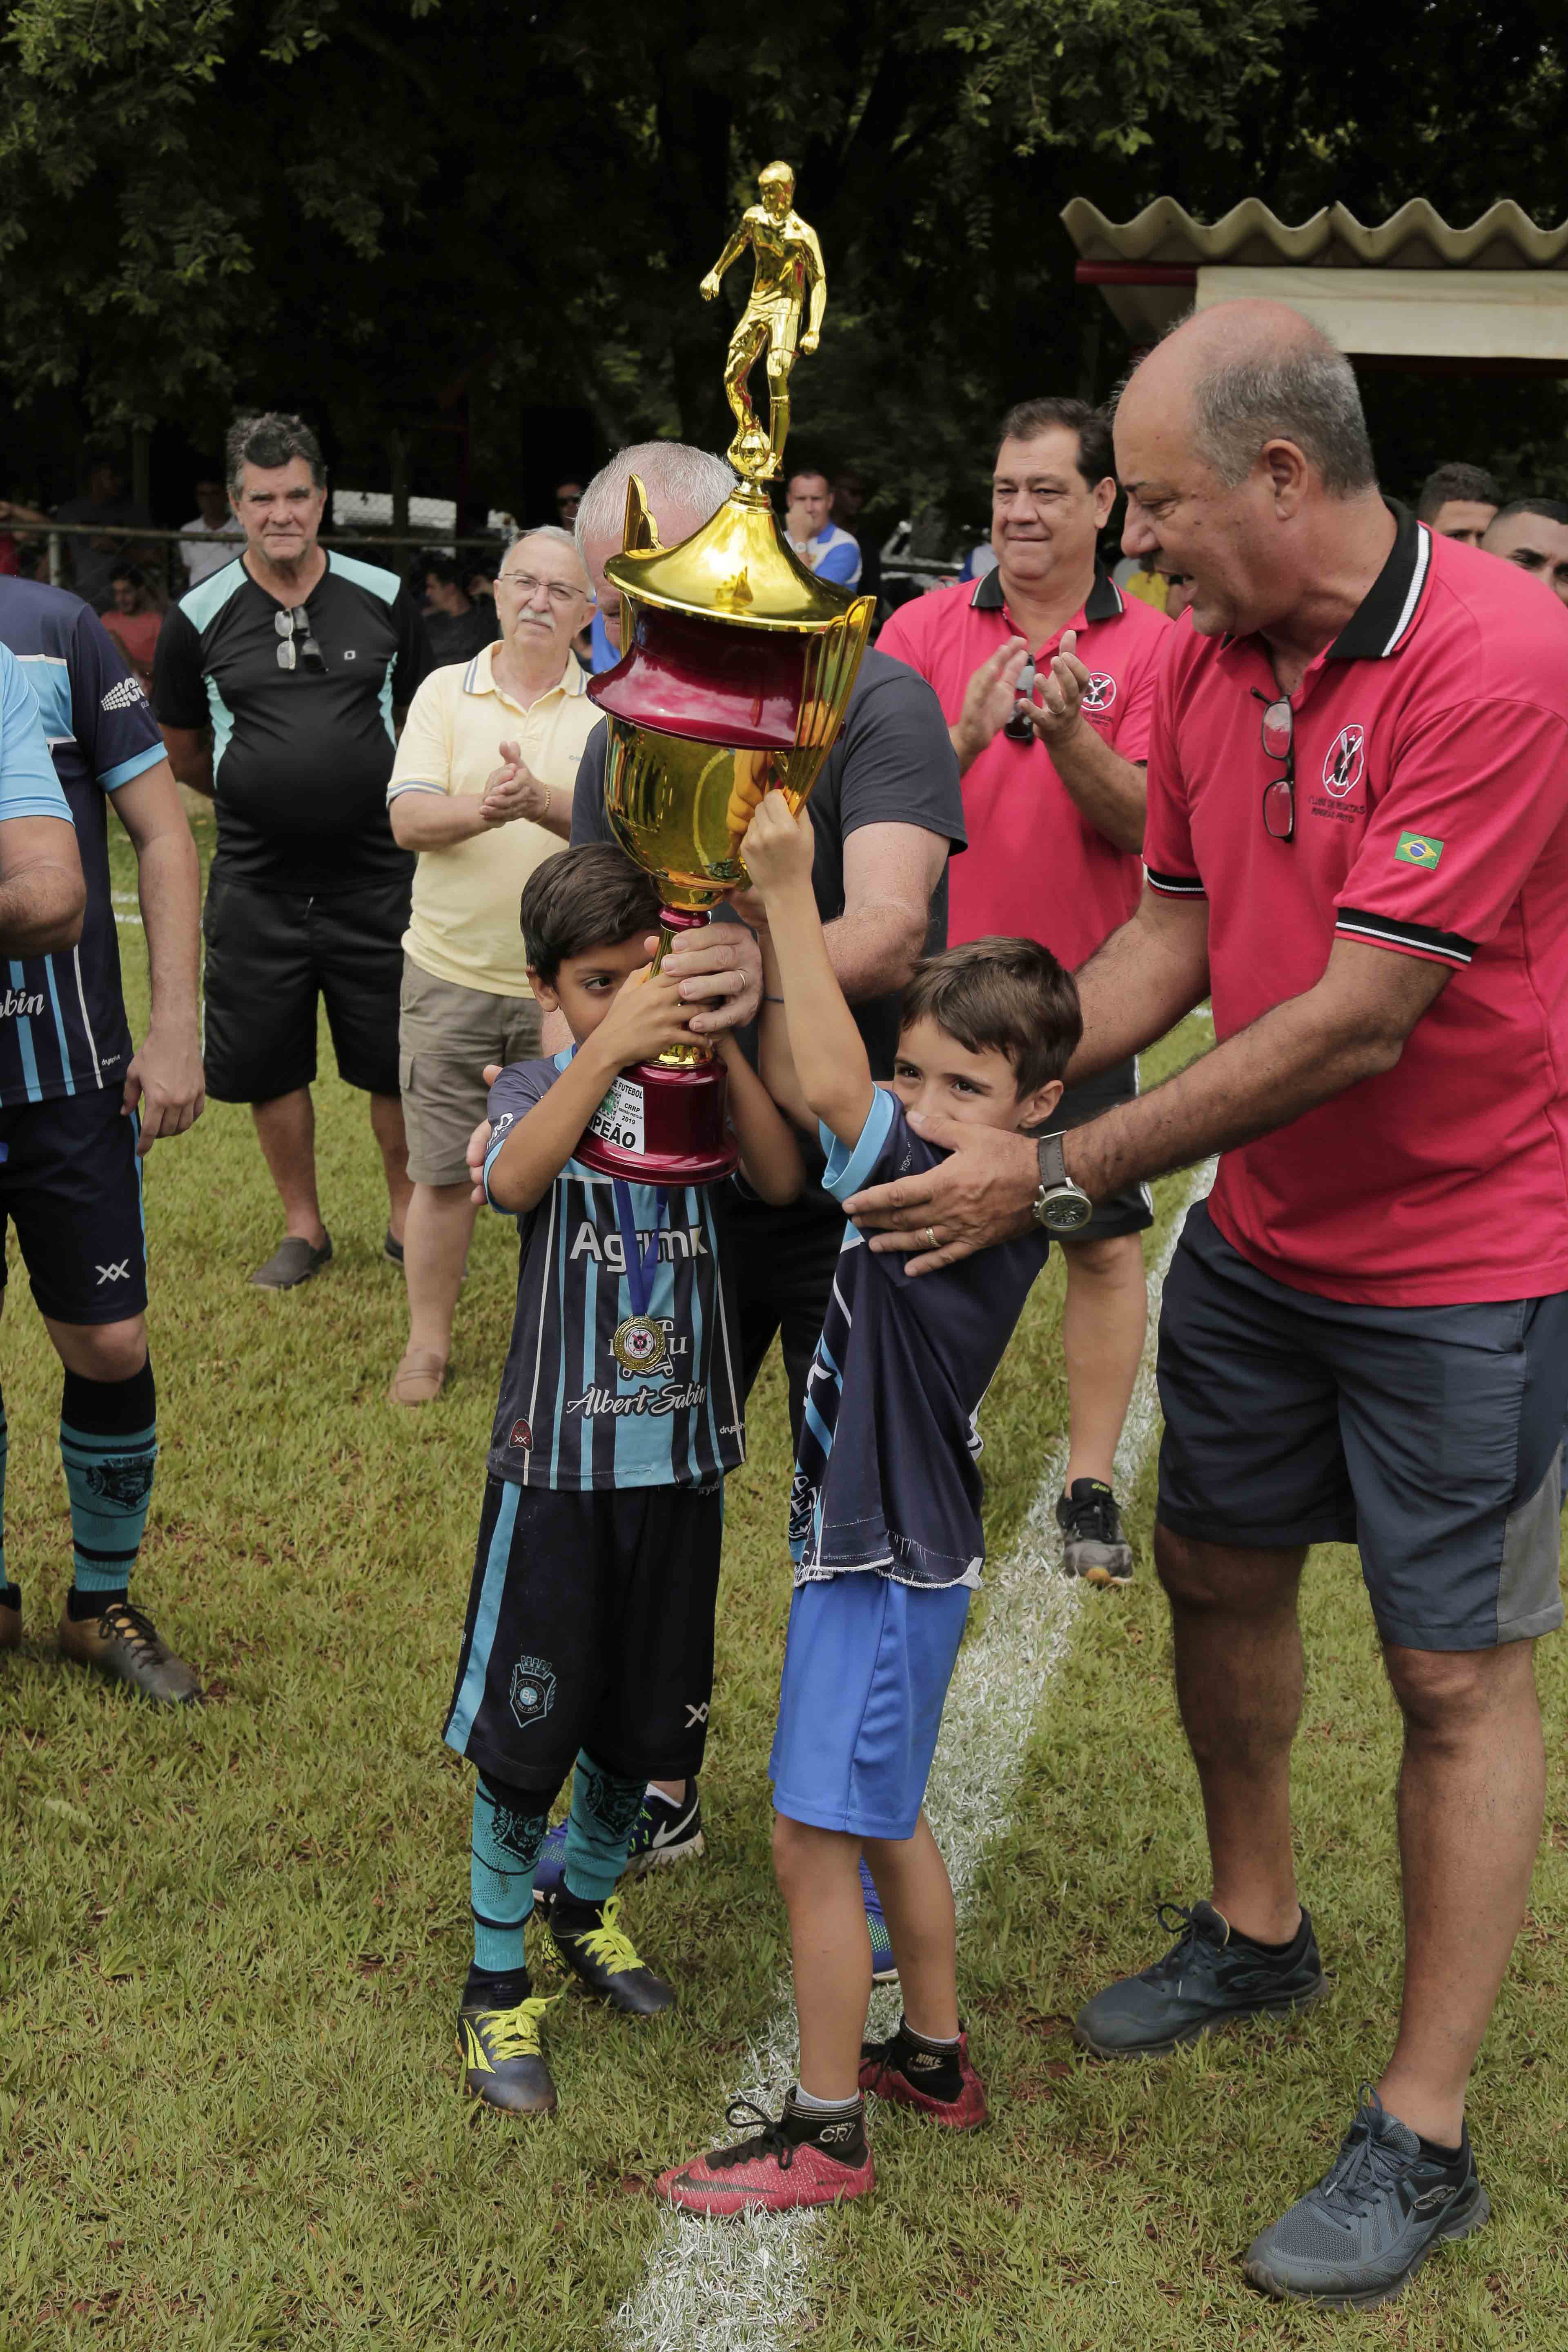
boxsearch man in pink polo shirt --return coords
[880,398,1171,1586]
[846,302,1568,2308]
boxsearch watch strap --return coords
[1036,1132,1068,1192]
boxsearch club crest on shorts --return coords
[1082,671,1116,712]
[508,1418,533,1451]
[1322,724,1365,797]
[611,1312,669,1377]
[509,1654,556,1729]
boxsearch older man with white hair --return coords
[385,523,595,1403]
[844,300,1568,2305]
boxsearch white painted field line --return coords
[613,1160,1215,2352]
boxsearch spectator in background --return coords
[155,410,432,1290]
[832,466,880,609]
[0,495,52,577]
[177,474,244,585]
[54,455,155,612]
[1117,549,1168,610]
[555,480,584,529]
[1482,498,1568,606]
[385,524,594,1405]
[878,395,1171,1588]
[1416,461,1501,546]
[784,468,862,586]
[101,565,164,695]
[421,554,499,665]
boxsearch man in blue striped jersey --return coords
[444,843,802,2118]
[0,581,205,1704]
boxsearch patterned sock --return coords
[470,1775,550,1978]
[60,1360,156,1602]
[562,1750,646,1904]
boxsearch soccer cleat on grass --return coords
[1074,1898,1325,2057]
[543,1892,674,2015]
[859,2023,988,2129]
[655,2096,874,2214]
[861,1860,898,1985]
[457,1985,558,2117]
[1056,1479,1134,1584]
[57,1599,201,1706]
[532,1780,705,1909]
[1243,2086,1488,2309]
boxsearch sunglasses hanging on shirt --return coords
[274,607,326,672]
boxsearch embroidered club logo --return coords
[508,1418,533,1450]
[1394,830,1445,870]
[508,1654,556,1729]
[1322,724,1365,797]
[1082,671,1116,713]
[87,1457,154,1509]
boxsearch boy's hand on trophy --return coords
[740,788,814,897]
[480,742,550,827]
[596,964,697,1065]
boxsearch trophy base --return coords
[574,1055,739,1187]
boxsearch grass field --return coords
[3,800,1566,2350]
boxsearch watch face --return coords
[1044,1191,1094,1234]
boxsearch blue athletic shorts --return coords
[1157,1201,1568,1653]
[0,1087,147,1324]
[769,1573,971,1840]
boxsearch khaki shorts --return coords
[399,956,544,1186]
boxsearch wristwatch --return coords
[1032,1132,1094,1234]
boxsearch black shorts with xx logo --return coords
[443,1474,725,1795]
[0,1085,147,1325]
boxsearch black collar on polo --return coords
[970,560,1123,620]
[1325,500,1431,661]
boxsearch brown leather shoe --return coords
[0,1590,19,1652]
[58,1599,202,1705]
[388,1346,447,1406]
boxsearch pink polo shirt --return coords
[878,564,1171,971]
[1144,510,1568,1306]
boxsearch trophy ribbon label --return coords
[588,1074,646,1158]
[610,1177,669,1378]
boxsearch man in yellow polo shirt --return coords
[386,524,596,1402]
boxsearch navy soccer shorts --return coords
[0,1086,147,1325]
[1156,1200,1568,1653]
[443,1474,725,1795]
[202,871,408,1103]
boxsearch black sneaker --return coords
[1244,2086,1488,2308]
[249,1232,333,1290]
[457,1978,558,2117]
[543,1891,674,2015]
[1074,1898,1326,2057]
[1056,1479,1134,1584]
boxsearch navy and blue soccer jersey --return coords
[0,582,165,1109]
[481,1052,746,1490]
[790,1088,1051,1588]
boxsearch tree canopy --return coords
[2,0,1564,520]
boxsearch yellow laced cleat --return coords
[543,1891,675,2016]
[457,1988,559,2116]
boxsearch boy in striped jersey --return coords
[659,792,1080,2213]
[445,844,802,2117]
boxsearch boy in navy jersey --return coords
[659,791,1080,2213]
[445,844,802,2117]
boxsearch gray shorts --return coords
[1038,1055,1154,1242]
[398,956,543,1187]
[1156,1200,1568,1653]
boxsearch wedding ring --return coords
[924,1226,938,1251]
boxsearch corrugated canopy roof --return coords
[1062,198,1568,350]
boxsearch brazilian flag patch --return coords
[1394,831,1444,870]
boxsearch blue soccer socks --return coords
[563,1753,648,1907]
[470,1775,550,1981]
[60,1359,157,1609]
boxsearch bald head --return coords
[575,441,737,649]
[1114,300,1385,645]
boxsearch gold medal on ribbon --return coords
[611,1313,670,1377]
[610,1178,670,1380]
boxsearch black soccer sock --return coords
[784,2088,868,2161]
[890,2017,963,2100]
[562,1750,646,1905]
[61,1360,156,1601]
[1229,1910,1311,1964]
[1416,2130,1466,2166]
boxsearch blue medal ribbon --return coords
[612,1178,663,1316]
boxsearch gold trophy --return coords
[577,163,874,1185]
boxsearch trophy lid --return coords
[605,480,857,635]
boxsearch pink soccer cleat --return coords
[859,2024,989,2129]
[655,2096,875,2214]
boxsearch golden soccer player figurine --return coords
[701,161,826,482]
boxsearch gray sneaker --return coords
[1245,2086,1488,2308]
[250,1232,333,1290]
[1056,1480,1134,1584]
[1074,1898,1325,2056]
[57,1599,202,1706]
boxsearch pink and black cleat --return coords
[655,2096,875,2215]
[859,2023,989,2129]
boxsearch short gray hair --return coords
[1190,343,1376,499]
[226,411,326,499]
[575,442,736,561]
[502,521,589,583]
